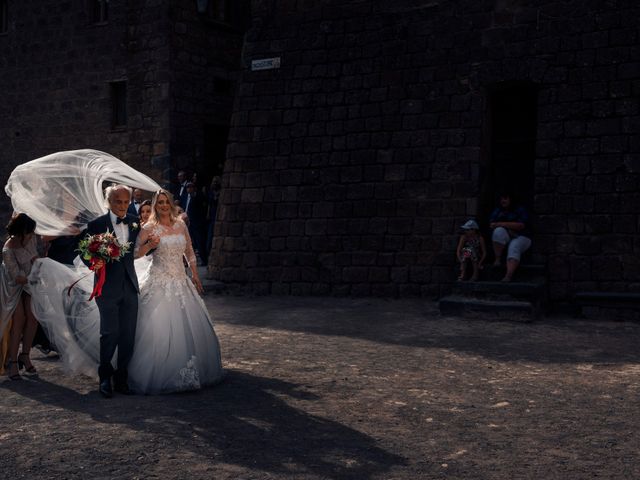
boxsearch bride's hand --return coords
[146,234,160,250]
[191,275,204,294]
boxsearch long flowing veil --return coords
[7,150,160,377]
[5,149,161,235]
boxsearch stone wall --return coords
[211,0,640,302]
[168,0,248,182]
[0,0,247,228]
[0,0,171,227]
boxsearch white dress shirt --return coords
[109,211,130,245]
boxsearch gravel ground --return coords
[1,295,639,480]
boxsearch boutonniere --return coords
[131,222,139,230]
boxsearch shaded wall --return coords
[168,0,248,185]
[0,0,172,226]
[212,0,640,302]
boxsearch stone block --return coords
[305,219,327,236]
[615,174,639,192]
[347,183,375,200]
[585,175,614,193]
[592,256,622,281]
[371,284,398,297]
[343,267,368,283]
[583,215,612,234]
[574,237,601,255]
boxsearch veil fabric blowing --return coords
[5,149,161,235]
[4,149,159,376]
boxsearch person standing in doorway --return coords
[184,182,208,266]
[127,188,145,217]
[173,171,189,210]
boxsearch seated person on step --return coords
[489,192,532,282]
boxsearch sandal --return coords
[18,353,37,374]
[5,360,22,381]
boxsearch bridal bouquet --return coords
[70,231,132,300]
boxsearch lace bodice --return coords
[135,219,197,281]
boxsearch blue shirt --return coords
[489,206,531,237]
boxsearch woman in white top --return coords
[1,213,40,380]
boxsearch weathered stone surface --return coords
[214,2,638,301]
[0,0,246,222]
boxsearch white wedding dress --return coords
[29,219,224,394]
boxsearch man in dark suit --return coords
[84,185,158,398]
[184,182,208,265]
[126,188,144,217]
[172,170,189,210]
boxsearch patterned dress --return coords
[459,235,482,262]
[0,235,38,372]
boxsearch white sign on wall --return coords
[251,57,281,71]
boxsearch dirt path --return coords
[1,296,639,479]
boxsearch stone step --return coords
[439,294,538,322]
[453,280,546,300]
[575,291,640,320]
[198,266,227,294]
[478,264,546,282]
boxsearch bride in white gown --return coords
[128,190,224,393]
[30,189,224,394]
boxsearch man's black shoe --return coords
[114,383,134,395]
[99,378,113,398]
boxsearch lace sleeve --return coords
[179,220,198,270]
[2,245,22,280]
[134,224,152,259]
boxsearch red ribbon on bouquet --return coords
[68,231,130,300]
[66,257,106,300]
[88,258,106,300]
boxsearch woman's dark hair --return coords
[140,199,152,209]
[6,213,36,238]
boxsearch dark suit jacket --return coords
[47,231,85,265]
[84,213,140,295]
[185,193,206,228]
[126,202,140,218]
[173,182,189,210]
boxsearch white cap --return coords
[461,219,479,230]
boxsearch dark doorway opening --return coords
[202,123,229,184]
[479,82,538,228]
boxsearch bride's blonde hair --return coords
[148,189,179,225]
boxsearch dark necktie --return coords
[116,217,129,225]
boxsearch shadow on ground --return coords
[1,369,406,479]
[208,296,640,365]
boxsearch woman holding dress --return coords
[1,213,40,379]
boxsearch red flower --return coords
[88,241,101,253]
[109,245,121,258]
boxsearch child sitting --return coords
[456,219,486,281]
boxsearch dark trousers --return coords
[33,324,53,351]
[95,281,138,383]
[189,223,208,265]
